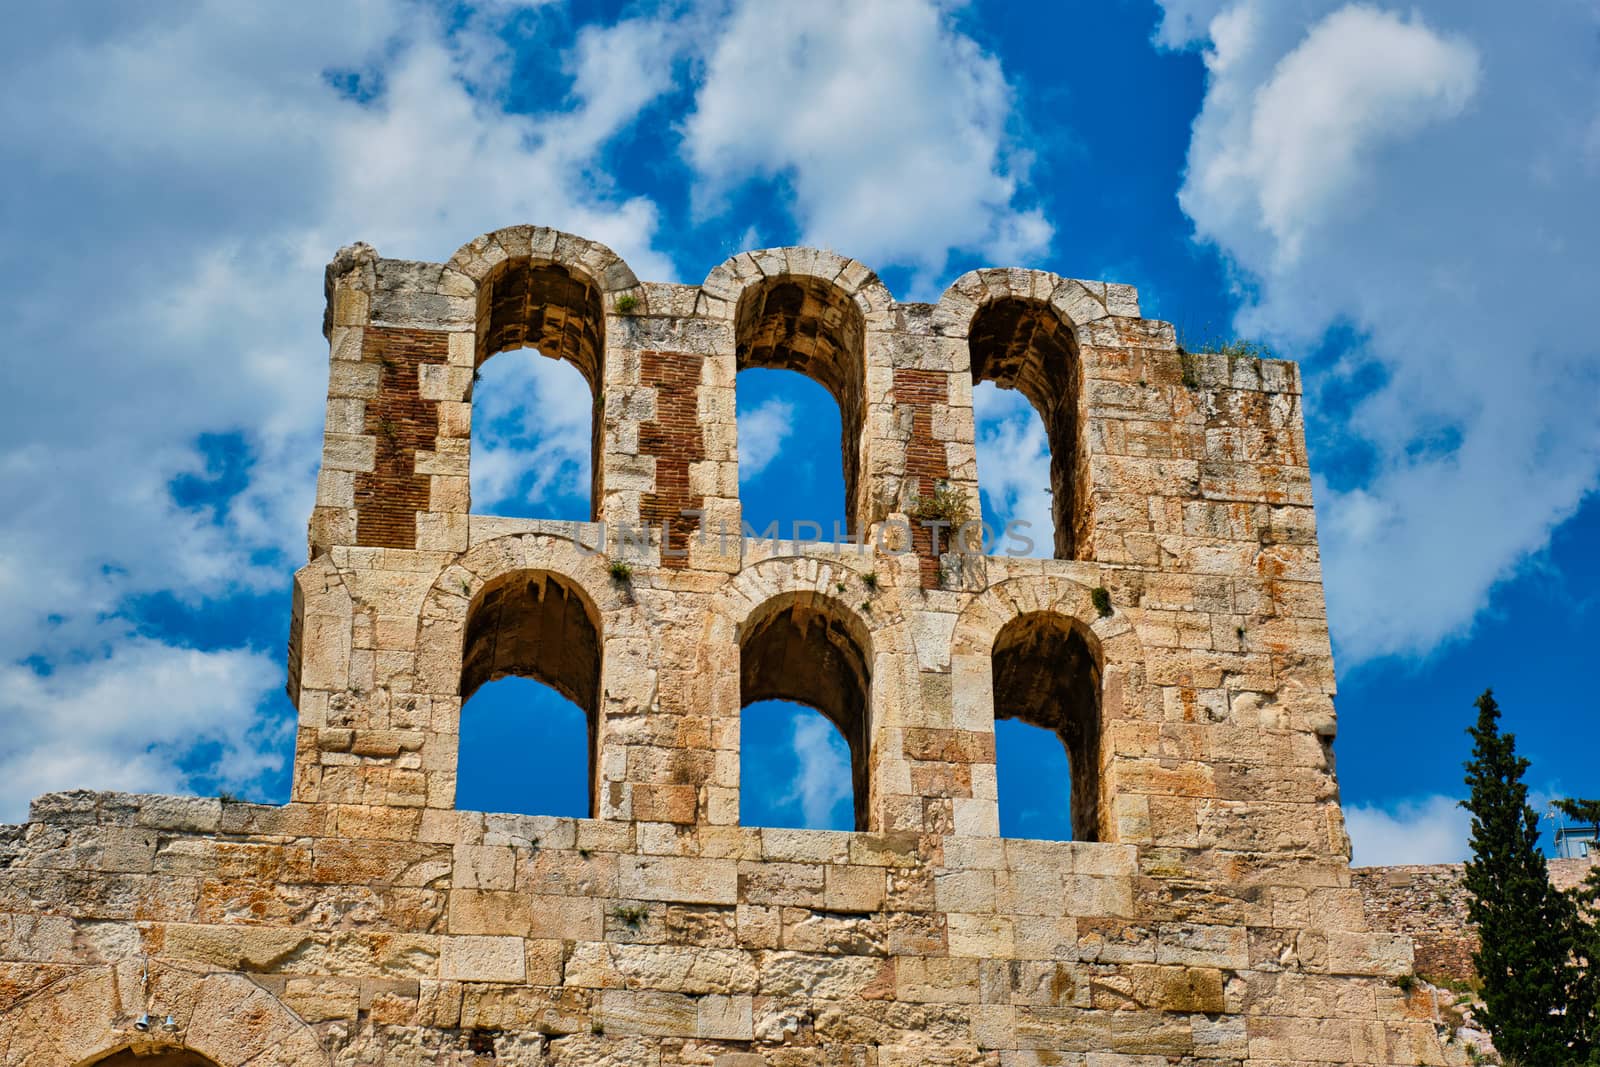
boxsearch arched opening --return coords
[740,593,871,831]
[740,700,855,831]
[969,299,1084,559]
[457,570,601,817]
[736,276,866,532]
[93,1051,220,1066]
[994,718,1075,840]
[736,368,846,537]
[472,259,605,520]
[991,611,1101,841]
[471,352,593,522]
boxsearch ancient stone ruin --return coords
[0,226,1470,1064]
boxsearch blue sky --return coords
[1,0,1595,863]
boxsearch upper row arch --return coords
[439,225,1138,334]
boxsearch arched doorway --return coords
[93,1049,221,1066]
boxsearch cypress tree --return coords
[1460,688,1583,1062]
[1555,796,1600,1061]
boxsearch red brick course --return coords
[356,327,449,549]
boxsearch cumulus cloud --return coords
[682,0,1049,288]
[472,352,595,513]
[973,382,1053,556]
[783,714,853,829]
[0,641,285,819]
[1160,0,1600,661]
[0,1,677,816]
[1345,793,1471,866]
[736,398,796,479]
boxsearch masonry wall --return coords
[1353,857,1599,987]
[0,225,1467,1067]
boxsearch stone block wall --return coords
[1354,856,1598,987]
[0,225,1468,1066]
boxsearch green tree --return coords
[1555,796,1600,1061]
[1461,689,1586,1062]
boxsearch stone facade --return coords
[0,225,1466,1065]
[1354,857,1599,986]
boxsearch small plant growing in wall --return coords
[608,559,633,583]
[1090,586,1113,618]
[1177,349,1201,390]
[614,294,639,314]
[909,479,972,528]
[613,903,649,930]
[861,572,879,592]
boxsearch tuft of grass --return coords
[614,294,640,314]
[1393,974,1416,994]
[1177,349,1201,390]
[1090,586,1113,618]
[1176,326,1274,390]
[613,903,649,930]
[608,560,633,583]
[909,479,972,528]
[861,572,879,592]
[217,791,239,804]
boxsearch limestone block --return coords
[440,935,527,983]
[620,855,737,905]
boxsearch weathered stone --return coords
[0,225,1482,1067]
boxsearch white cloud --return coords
[1345,793,1471,866]
[1160,0,1600,662]
[472,351,595,512]
[0,1,678,816]
[973,382,1053,557]
[783,714,853,828]
[0,641,285,819]
[737,398,796,479]
[1186,5,1479,263]
[682,0,1049,289]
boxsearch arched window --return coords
[991,611,1101,840]
[735,276,866,534]
[740,593,871,831]
[456,570,601,817]
[471,259,605,521]
[93,1052,220,1066]
[736,368,846,537]
[969,299,1084,559]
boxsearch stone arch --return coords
[701,249,893,533]
[448,225,643,308]
[0,961,328,1067]
[445,227,644,523]
[712,555,892,831]
[698,247,894,330]
[951,574,1141,842]
[934,269,1101,560]
[931,269,1113,339]
[415,532,654,817]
